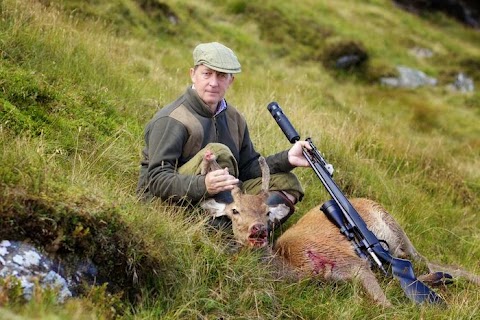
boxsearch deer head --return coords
[201,154,274,248]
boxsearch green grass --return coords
[1,0,479,318]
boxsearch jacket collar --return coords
[186,86,227,117]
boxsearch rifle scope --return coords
[267,102,300,143]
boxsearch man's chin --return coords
[204,99,221,109]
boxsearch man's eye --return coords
[232,208,239,215]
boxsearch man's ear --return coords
[201,199,227,217]
[190,67,195,82]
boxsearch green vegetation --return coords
[1,0,479,318]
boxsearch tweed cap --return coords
[193,42,241,74]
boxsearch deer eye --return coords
[232,208,239,215]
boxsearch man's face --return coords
[190,65,234,112]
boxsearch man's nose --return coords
[208,74,219,86]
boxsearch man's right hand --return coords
[205,167,239,195]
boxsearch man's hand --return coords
[288,140,311,167]
[205,167,240,195]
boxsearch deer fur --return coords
[201,150,272,248]
[200,150,480,307]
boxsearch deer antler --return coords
[259,156,270,193]
[201,149,222,175]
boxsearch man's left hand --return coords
[288,140,311,167]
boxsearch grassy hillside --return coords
[1,0,479,318]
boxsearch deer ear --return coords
[259,190,269,202]
[231,186,242,202]
[201,199,227,217]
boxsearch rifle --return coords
[267,101,444,304]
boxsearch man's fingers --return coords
[215,175,238,187]
[205,169,239,194]
[211,168,229,176]
[302,140,312,150]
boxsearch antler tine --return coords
[259,156,270,193]
[201,149,222,175]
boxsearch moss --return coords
[0,62,126,153]
[0,185,164,303]
[321,39,371,81]
[459,57,480,81]
[236,2,333,62]
[41,0,181,37]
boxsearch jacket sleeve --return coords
[265,150,295,173]
[146,117,208,202]
[236,122,294,181]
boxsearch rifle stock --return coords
[267,101,444,305]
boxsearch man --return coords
[137,42,310,226]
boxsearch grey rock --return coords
[449,73,475,92]
[380,65,437,88]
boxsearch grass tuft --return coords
[0,0,479,318]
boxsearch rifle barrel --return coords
[267,102,300,143]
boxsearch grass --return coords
[0,0,479,318]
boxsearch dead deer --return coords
[200,150,480,307]
[201,149,272,248]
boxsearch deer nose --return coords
[250,223,267,234]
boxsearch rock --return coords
[380,65,437,88]
[0,240,98,303]
[409,47,434,58]
[322,40,369,72]
[393,0,480,28]
[448,73,475,92]
[336,54,365,69]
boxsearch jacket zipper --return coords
[213,116,219,142]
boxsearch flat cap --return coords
[193,42,241,74]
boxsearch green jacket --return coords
[137,87,293,202]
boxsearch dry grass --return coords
[0,0,479,318]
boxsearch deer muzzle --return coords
[247,223,269,248]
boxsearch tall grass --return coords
[1,0,479,318]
